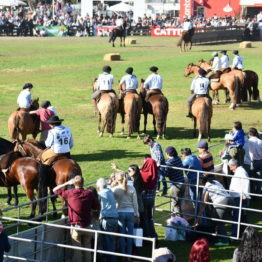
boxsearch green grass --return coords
[0,36,262,261]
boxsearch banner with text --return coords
[96,26,116,36]
[151,26,183,37]
[180,0,194,22]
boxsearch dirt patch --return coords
[2,68,35,73]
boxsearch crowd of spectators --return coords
[0,1,261,37]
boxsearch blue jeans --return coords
[118,212,135,255]
[232,197,248,237]
[100,218,118,262]
[158,167,168,192]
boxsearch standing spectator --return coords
[181,148,203,206]
[112,172,139,256]
[232,50,244,70]
[17,83,33,111]
[197,141,214,174]
[229,159,250,237]
[140,156,158,238]
[0,210,10,262]
[46,100,58,116]
[96,178,118,262]
[143,135,167,195]
[189,238,211,262]
[53,176,98,262]
[220,50,230,71]
[164,146,185,216]
[29,100,54,142]
[248,128,262,195]
[232,226,262,262]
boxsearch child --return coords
[197,141,214,174]
[230,121,245,148]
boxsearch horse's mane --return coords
[198,59,206,63]
[188,63,199,67]
[25,139,44,150]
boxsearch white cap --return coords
[212,51,218,57]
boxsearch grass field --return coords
[0,36,262,261]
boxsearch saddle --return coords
[97,90,116,103]
[209,71,222,82]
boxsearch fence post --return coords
[17,206,20,234]
[40,224,46,261]
[237,193,243,239]
[151,237,156,262]
[93,231,98,262]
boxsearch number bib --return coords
[50,126,71,153]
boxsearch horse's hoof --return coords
[236,104,240,107]
[162,135,165,139]
[99,132,103,137]
[156,135,160,140]
[109,134,113,138]
[126,136,130,139]
[97,130,100,133]
[137,135,140,140]
[61,214,66,219]
[121,131,124,135]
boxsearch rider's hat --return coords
[150,66,158,72]
[220,50,227,54]
[23,83,33,89]
[46,115,64,124]
[125,67,133,74]
[233,50,239,55]
[103,65,112,73]
[212,51,218,57]
[197,141,208,149]
[198,68,206,76]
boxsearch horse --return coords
[184,63,240,109]
[192,97,213,141]
[243,70,261,103]
[93,79,119,137]
[118,86,142,139]
[8,98,40,141]
[14,139,82,215]
[177,29,194,52]
[0,152,46,217]
[140,80,169,139]
[109,27,126,47]
[0,137,18,205]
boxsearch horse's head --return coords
[198,59,211,71]
[14,139,28,157]
[92,78,98,92]
[184,63,194,77]
[14,139,42,158]
[30,98,39,110]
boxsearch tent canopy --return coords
[108,2,133,12]
[0,0,26,6]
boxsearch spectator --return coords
[0,210,10,262]
[96,178,118,262]
[248,128,262,195]
[229,159,250,237]
[112,171,139,256]
[197,141,214,174]
[189,238,211,262]
[231,121,245,148]
[53,176,98,262]
[232,226,262,262]
[181,148,203,207]
[196,175,230,246]
[164,146,185,216]
[17,83,33,111]
[143,135,166,195]
[46,100,58,116]
[140,155,158,238]
[153,247,176,262]
[29,100,54,142]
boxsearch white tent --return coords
[108,2,133,12]
[0,0,26,6]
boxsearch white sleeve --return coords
[144,75,151,88]
[190,78,196,91]
[119,76,125,85]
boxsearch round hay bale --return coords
[104,53,121,61]
[239,41,252,48]
[126,38,137,45]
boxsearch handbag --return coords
[133,228,143,247]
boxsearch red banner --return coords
[180,0,194,22]
[151,26,183,37]
[96,26,116,36]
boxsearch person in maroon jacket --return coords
[54,175,98,262]
[140,155,158,238]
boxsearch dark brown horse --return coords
[0,152,46,217]
[243,70,260,103]
[8,98,40,141]
[14,139,82,214]
[118,86,142,139]
[177,29,194,52]
[140,80,169,139]
[109,27,126,47]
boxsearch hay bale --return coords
[104,53,121,61]
[239,41,252,48]
[126,38,137,45]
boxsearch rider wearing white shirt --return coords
[220,50,230,70]
[232,50,244,70]
[206,52,222,78]
[92,66,115,112]
[187,68,211,118]
[144,66,163,102]
[17,83,33,110]
[119,67,138,99]
[115,16,123,29]
[183,19,193,31]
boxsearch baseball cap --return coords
[197,141,208,148]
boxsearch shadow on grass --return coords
[73,150,145,162]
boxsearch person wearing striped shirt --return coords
[197,141,214,175]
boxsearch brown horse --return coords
[8,98,40,141]
[0,152,46,217]
[93,79,119,137]
[184,63,239,109]
[140,80,169,139]
[191,97,213,141]
[14,139,82,214]
[118,87,142,139]
[177,29,194,52]
[243,70,261,103]
[109,27,126,47]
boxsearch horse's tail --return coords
[177,37,182,47]
[109,30,115,43]
[12,114,20,140]
[38,163,48,215]
[198,99,210,137]
[239,74,248,102]
[129,97,138,134]
[157,96,168,135]
[106,96,117,134]
[234,76,241,104]
[251,72,259,100]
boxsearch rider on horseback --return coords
[232,50,244,70]
[116,16,124,30]
[144,66,163,102]
[92,66,115,113]
[17,83,33,111]
[119,67,138,100]
[205,52,222,79]
[187,68,211,118]
[220,50,230,71]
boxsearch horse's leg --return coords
[6,187,12,205]
[13,185,18,206]
[248,86,252,103]
[121,112,125,135]
[123,36,126,47]
[153,117,157,135]
[97,113,101,133]
[26,189,36,218]
[193,117,197,138]
[228,88,236,110]
[99,118,107,137]
[207,118,211,142]
[120,36,122,47]
[189,40,192,50]
[143,113,147,134]
[49,187,58,218]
